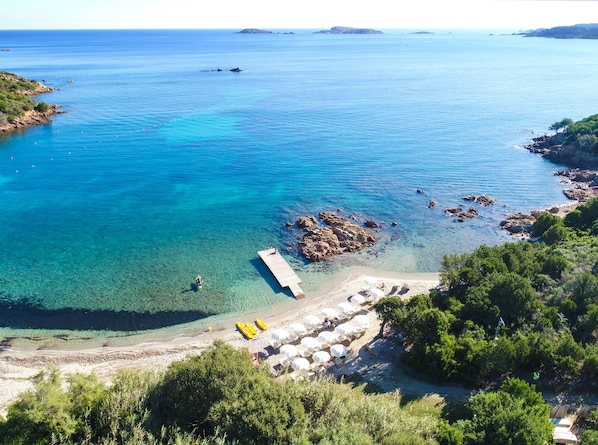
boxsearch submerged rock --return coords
[463,194,496,206]
[444,207,478,222]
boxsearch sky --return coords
[0,0,597,30]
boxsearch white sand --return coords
[0,269,440,416]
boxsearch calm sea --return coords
[1,29,597,348]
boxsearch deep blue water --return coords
[1,29,597,347]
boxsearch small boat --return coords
[256,318,269,330]
[245,322,258,336]
[237,321,254,339]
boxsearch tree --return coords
[209,376,307,445]
[532,212,562,238]
[149,340,261,434]
[578,134,598,151]
[549,118,573,133]
[0,366,77,444]
[459,378,552,445]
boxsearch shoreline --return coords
[0,105,62,133]
[0,79,61,133]
[0,268,440,415]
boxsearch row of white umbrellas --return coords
[276,277,382,374]
[270,303,369,348]
[289,344,350,374]
[281,343,348,360]
[271,312,371,349]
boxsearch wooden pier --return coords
[258,248,305,299]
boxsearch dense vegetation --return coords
[0,341,459,445]
[0,339,566,445]
[0,71,49,124]
[549,114,598,151]
[374,197,598,389]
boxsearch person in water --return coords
[196,275,203,287]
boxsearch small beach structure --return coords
[258,248,305,299]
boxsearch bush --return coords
[532,212,562,238]
[34,102,48,112]
[459,378,552,445]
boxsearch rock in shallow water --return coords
[295,212,377,262]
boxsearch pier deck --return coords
[258,248,305,299]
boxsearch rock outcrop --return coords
[444,207,479,222]
[500,212,538,237]
[0,105,62,133]
[463,194,496,206]
[296,211,377,262]
[442,195,496,222]
[525,133,598,168]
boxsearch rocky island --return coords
[314,26,383,35]
[238,28,295,35]
[0,71,60,133]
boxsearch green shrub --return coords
[34,101,49,112]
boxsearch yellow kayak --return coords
[245,322,258,336]
[256,318,269,330]
[237,321,254,339]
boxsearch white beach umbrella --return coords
[321,308,339,319]
[335,322,358,338]
[369,287,384,299]
[353,314,371,328]
[288,322,308,336]
[270,328,293,344]
[330,343,348,358]
[303,314,321,328]
[364,276,378,286]
[280,344,299,359]
[317,330,339,346]
[301,336,322,351]
[338,302,358,316]
[349,294,366,305]
[312,350,331,363]
[291,357,310,372]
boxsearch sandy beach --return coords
[0,269,440,416]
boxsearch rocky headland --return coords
[314,26,383,35]
[521,23,598,40]
[0,105,62,133]
[500,131,598,238]
[0,74,61,133]
[293,211,377,262]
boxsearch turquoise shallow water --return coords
[1,29,597,348]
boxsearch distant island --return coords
[238,28,295,35]
[0,71,60,133]
[314,26,383,35]
[522,23,598,39]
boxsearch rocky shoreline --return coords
[0,105,62,133]
[500,133,598,238]
[0,80,61,133]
